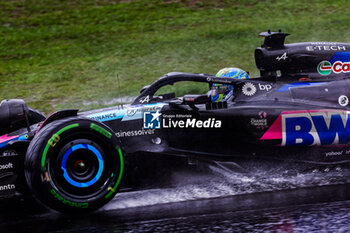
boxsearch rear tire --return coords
[25,117,124,213]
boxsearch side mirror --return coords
[182,94,210,111]
[183,94,210,105]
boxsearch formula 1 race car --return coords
[1,30,350,212]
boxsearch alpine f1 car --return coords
[1,30,350,212]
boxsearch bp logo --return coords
[242,82,257,96]
[317,61,332,75]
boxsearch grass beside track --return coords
[0,0,349,113]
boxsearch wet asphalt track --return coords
[2,164,350,232]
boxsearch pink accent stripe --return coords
[0,134,18,144]
[260,109,347,141]
[36,111,58,133]
[281,109,346,115]
[260,115,282,140]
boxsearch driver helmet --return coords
[211,67,249,102]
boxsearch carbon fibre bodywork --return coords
[2,30,350,204]
[83,72,350,166]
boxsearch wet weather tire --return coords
[25,117,124,213]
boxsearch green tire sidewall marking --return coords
[40,122,123,199]
[50,188,89,208]
[105,146,124,199]
[41,123,79,171]
[90,123,112,139]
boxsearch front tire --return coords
[25,117,124,213]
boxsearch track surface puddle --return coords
[102,162,350,211]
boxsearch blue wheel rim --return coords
[61,144,104,188]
